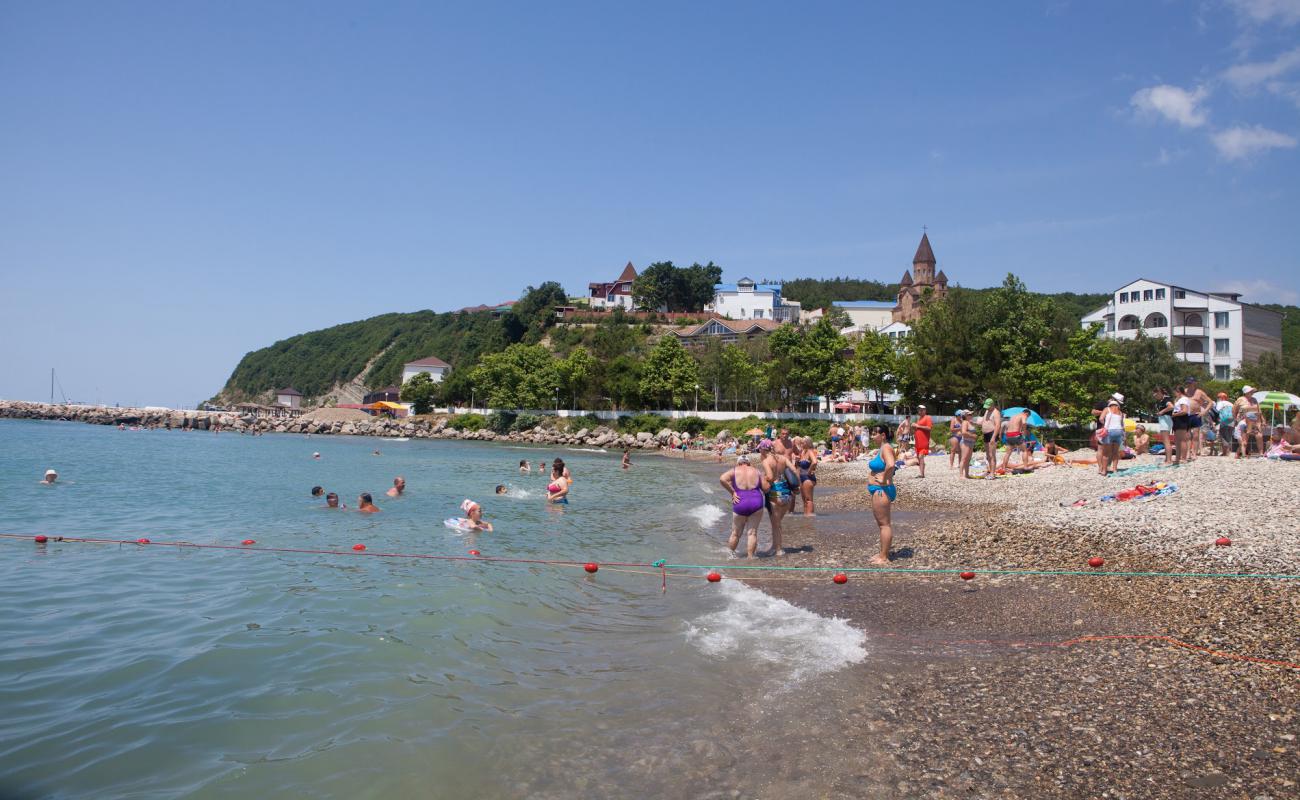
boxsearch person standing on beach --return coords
[980,399,1002,473]
[757,440,795,556]
[913,405,932,478]
[1152,388,1174,464]
[1000,409,1031,471]
[865,424,897,565]
[720,455,767,558]
[947,414,962,469]
[1212,392,1235,456]
[1170,386,1193,465]
[774,427,795,459]
[795,436,818,516]
[1186,377,1210,461]
[1234,386,1264,458]
[958,410,978,478]
[1098,398,1125,476]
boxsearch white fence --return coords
[435,407,956,426]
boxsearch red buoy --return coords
[832,573,848,584]
[34,535,48,544]
[1215,537,1231,547]
[352,543,366,551]
[960,571,976,581]
[241,539,256,546]
[706,571,722,582]
[468,549,481,556]
[584,563,599,573]
[136,538,151,545]
[1088,556,1105,568]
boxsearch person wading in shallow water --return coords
[865,424,897,565]
[757,439,795,556]
[357,493,381,513]
[720,454,766,559]
[386,476,405,497]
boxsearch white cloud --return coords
[1131,84,1210,127]
[1223,46,1300,87]
[1225,0,1300,25]
[1211,124,1298,159]
[1218,278,1300,304]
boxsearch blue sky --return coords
[2,1,1298,406]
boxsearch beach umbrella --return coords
[1253,391,1300,408]
[745,427,764,437]
[833,402,858,411]
[1001,407,1045,426]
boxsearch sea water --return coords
[0,419,865,798]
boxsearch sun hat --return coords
[917,404,927,409]
[44,469,57,477]
[983,399,994,408]
[1111,392,1125,404]
[758,439,773,451]
[1242,385,1256,394]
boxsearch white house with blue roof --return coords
[707,278,801,322]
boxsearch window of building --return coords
[1119,292,1128,302]
[1143,289,1153,301]
[754,309,764,318]
[1214,365,1231,380]
[1106,318,1115,332]
[1143,312,1167,329]
[1214,338,1230,355]
[1174,289,1186,299]
[1155,288,1165,299]
[1214,311,1229,328]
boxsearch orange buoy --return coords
[1215,537,1231,547]
[960,571,975,581]
[241,539,256,546]
[1088,556,1105,568]
[584,563,599,574]
[832,573,848,584]
[34,535,48,544]
[468,549,481,556]
[352,543,366,552]
[706,571,722,582]
[136,538,151,545]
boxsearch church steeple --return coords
[912,232,936,283]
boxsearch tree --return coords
[720,344,765,410]
[854,329,897,404]
[895,289,983,408]
[970,274,1057,402]
[558,346,596,408]
[766,324,808,410]
[603,355,643,410]
[398,372,438,415]
[1237,350,1300,393]
[471,344,561,408]
[1111,332,1202,409]
[791,317,854,411]
[639,335,700,408]
[680,262,723,311]
[632,262,676,311]
[1023,326,1122,424]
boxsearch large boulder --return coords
[574,427,590,440]
[636,431,653,443]
[715,429,731,442]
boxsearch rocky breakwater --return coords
[0,401,704,452]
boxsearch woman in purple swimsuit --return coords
[719,454,767,558]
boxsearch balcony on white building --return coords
[1172,326,1206,337]
[1176,351,1208,363]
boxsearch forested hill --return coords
[212,284,568,404]
[779,277,1111,322]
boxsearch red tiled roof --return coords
[405,356,450,368]
[616,261,637,282]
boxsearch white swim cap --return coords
[45,469,57,477]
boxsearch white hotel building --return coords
[707,278,802,322]
[1081,279,1282,380]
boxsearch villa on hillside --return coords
[707,278,801,322]
[402,356,452,384]
[1081,280,1282,379]
[669,317,782,347]
[589,262,638,310]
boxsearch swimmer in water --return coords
[720,454,767,558]
[535,460,546,474]
[621,449,631,470]
[311,485,323,498]
[495,484,507,495]
[547,461,570,504]
[519,459,530,475]
[357,493,381,513]
[386,476,405,497]
[325,492,342,509]
[461,499,493,531]
[312,452,321,460]
[372,449,382,456]
[42,469,58,485]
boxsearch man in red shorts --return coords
[914,404,933,478]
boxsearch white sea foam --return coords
[684,581,867,684]
[507,488,535,499]
[697,481,714,494]
[686,503,726,529]
[566,447,608,453]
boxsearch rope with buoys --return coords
[6,532,1298,670]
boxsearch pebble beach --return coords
[720,451,1300,798]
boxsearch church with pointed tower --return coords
[892,232,949,323]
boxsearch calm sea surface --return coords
[0,419,867,798]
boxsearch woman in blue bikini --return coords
[866,424,897,565]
